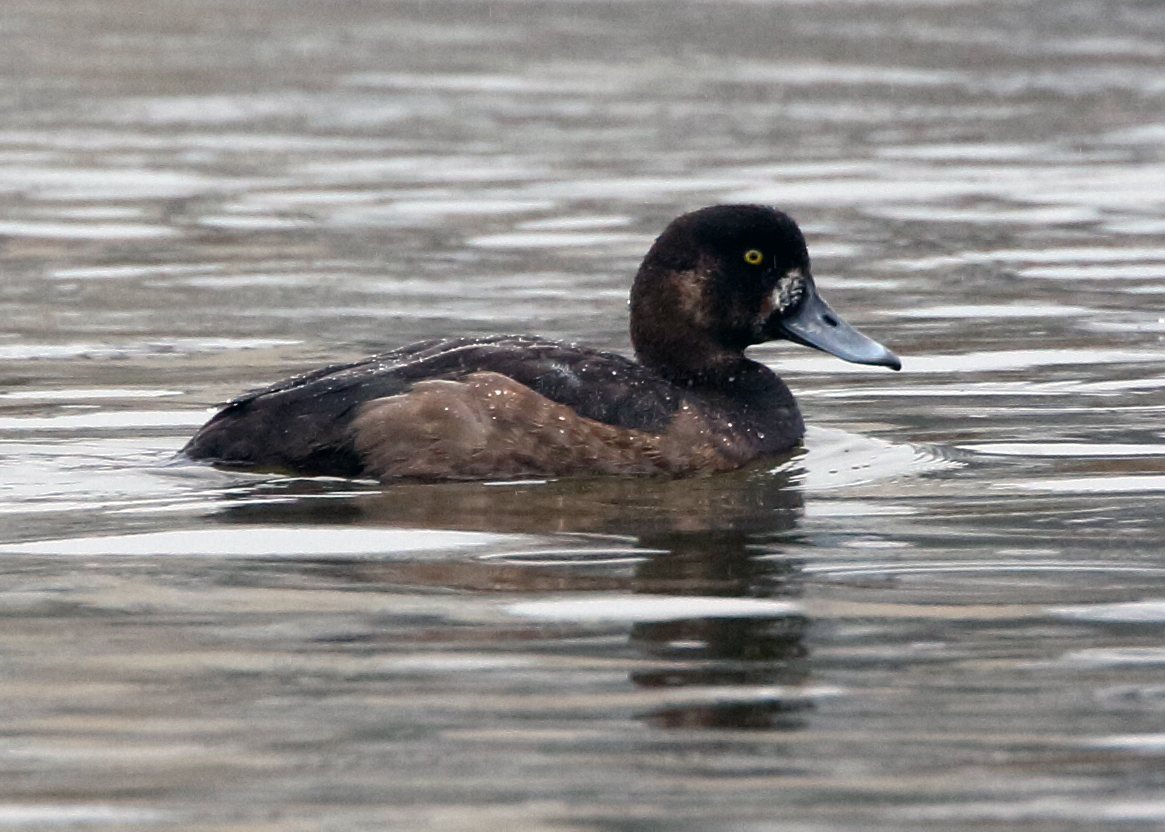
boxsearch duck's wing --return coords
[456,341,681,432]
[221,336,486,405]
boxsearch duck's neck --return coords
[635,329,754,387]
[630,270,761,388]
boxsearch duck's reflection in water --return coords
[630,532,810,730]
[212,463,812,730]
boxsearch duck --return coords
[183,204,900,481]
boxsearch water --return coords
[2,0,1165,828]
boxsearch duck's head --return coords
[630,204,900,383]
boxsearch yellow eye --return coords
[743,249,763,265]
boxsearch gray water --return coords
[2,0,1165,829]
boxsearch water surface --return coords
[2,0,1165,829]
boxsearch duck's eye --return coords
[743,249,764,266]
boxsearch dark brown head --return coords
[629,204,899,384]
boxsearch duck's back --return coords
[182,335,723,479]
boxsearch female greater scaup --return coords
[184,204,900,480]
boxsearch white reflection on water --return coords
[0,339,299,362]
[888,246,1165,270]
[467,231,650,249]
[877,142,1051,161]
[895,797,1165,823]
[517,214,632,231]
[0,411,204,431]
[0,805,165,825]
[1050,600,1165,623]
[774,348,1165,375]
[0,527,528,558]
[0,129,396,152]
[341,72,617,94]
[336,198,556,222]
[714,63,966,88]
[808,561,1165,579]
[381,654,538,672]
[298,156,548,184]
[197,215,314,231]
[802,501,919,518]
[0,220,175,239]
[1017,476,1165,493]
[507,596,804,623]
[1021,264,1165,280]
[48,263,220,280]
[810,376,1165,398]
[0,388,182,402]
[1061,648,1165,666]
[869,205,1099,224]
[1085,734,1165,752]
[963,443,1165,457]
[892,303,1089,318]
[0,165,225,199]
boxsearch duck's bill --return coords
[773,288,901,370]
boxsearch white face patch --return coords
[771,270,808,317]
